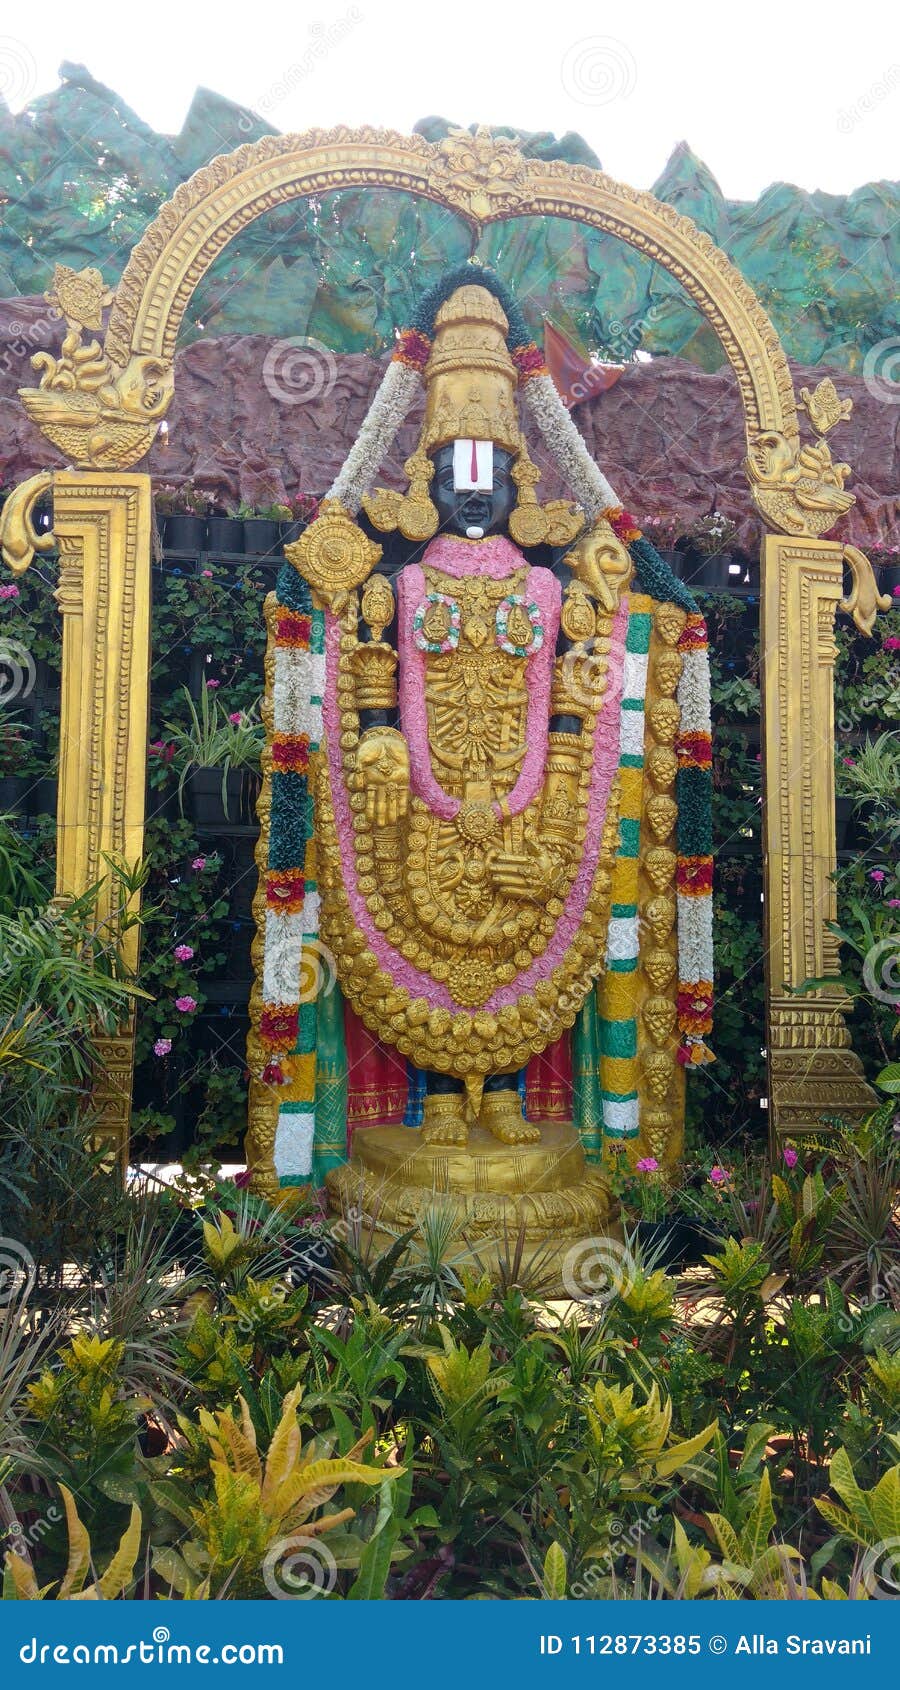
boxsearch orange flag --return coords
[543,319,624,410]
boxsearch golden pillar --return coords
[1,471,153,1160]
[761,536,880,1145]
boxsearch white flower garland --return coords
[520,373,619,517]
[327,359,422,513]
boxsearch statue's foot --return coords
[480,1089,541,1145]
[421,1094,469,1146]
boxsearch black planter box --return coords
[207,515,245,554]
[243,518,281,556]
[163,513,207,551]
[0,776,27,815]
[280,519,308,546]
[185,766,261,827]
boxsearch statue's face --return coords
[430,444,517,538]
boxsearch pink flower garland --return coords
[397,537,560,823]
[323,585,628,1014]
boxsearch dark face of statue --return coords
[430,444,517,538]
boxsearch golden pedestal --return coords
[325,1121,615,1289]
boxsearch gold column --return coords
[761,535,876,1146]
[52,473,153,1160]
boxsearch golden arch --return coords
[105,126,798,453]
[3,125,885,1159]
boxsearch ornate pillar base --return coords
[326,1121,616,1289]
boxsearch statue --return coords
[246,266,715,1277]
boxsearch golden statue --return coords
[246,267,715,1278]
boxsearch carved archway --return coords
[2,126,887,1157]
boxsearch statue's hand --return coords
[352,727,410,828]
[489,843,560,901]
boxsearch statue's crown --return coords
[422,284,521,455]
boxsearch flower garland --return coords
[251,562,327,1186]
[412,591,461,654]
[326,358,422,514]
[519,372,619,518]
[495,593,544,657]
[675,611,715,1065]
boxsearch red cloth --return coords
[344,1001,408,1149]
[526,1034,572,1121]
[543,319,624,410]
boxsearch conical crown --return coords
[421,284,521,455]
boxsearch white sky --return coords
[2,0,898,200]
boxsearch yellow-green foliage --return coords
[5,1485,141,1600]
[153,1381,403,1598]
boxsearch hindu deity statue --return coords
[246,267,714,1274]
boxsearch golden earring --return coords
[361,450,439,540]
[397,450,439,542]
[507,446,549,548]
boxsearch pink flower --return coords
[783,1145,798,1168]
[0,583,20,600]
[893,585,900,597]
[884,636,900,651]
[842,757,855,766]
[709,1165,729,1185]
[870,869,886,882]
[888,899,900,908]
[173,944,194,961]
[191,856,207,870]
[228,711,242,725]
[206,678,220,689]
[175,995,197,1014]
[201,569,213,578]
[636,1157,659,1172]
[153,1038,172,1056]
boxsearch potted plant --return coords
[280,492,319,545]
[680,511,742,590]
[165,685,264,826]
[207,503,245,555]
[639,514,680,569]
[155,484,208,552]
[239,502,281,556]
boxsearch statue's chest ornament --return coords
[412,587,544,661]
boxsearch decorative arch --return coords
[3,125,886,1162]
[104,126,798,452]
